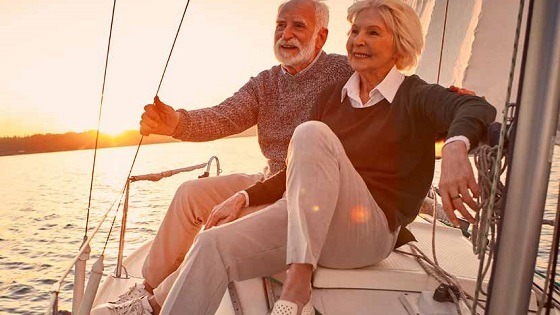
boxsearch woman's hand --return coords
[205,193,247,229]
[140,96,180,136]
[438,141,479,226]
[449,85,476,96]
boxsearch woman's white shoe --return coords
[270,300,314,315]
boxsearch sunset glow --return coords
[435,139,445,159]
[0,0,354,138]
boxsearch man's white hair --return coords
[278,0,330,31]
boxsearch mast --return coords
[486,0,560,314]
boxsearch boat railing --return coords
[47,156,221,315]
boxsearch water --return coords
[0,137,266,314]
[0,137,559,314]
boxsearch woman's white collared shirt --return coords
[341,66,405,108]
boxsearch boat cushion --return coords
[313,219,488,297]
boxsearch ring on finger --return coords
[451,194,462,200]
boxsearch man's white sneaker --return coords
[111,283,152,304]
[91,296,153,315]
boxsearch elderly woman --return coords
[156,0,496,314]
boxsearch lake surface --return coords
[0,136,558,314]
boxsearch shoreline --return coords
[0,127,257,157]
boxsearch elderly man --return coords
[155,0,495,314]
[91,0,353,314]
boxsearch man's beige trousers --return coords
[143,172,264,304]
[161,121,398,314]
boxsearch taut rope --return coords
[101,0,195,247]
[435,0,450,85]
[85,0,118,238]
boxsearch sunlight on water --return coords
[0,137,265,314]
[0,139,559,314]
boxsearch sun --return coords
[99,114,138,137]
[100,125,127,137]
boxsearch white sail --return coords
[404,0,436,35]
[415,0,528,116]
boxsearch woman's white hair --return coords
[279,0,330,31]
[347,0,423,70]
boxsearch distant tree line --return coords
[0,130,180,156]
[0,127,257,156]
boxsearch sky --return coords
[0,0,355,137]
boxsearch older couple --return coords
[93,0,495,314]
[93,1,350,314]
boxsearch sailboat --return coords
[47,0,560,314]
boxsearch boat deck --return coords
[93,217,538,314]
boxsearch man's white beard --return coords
[274,31,318,68]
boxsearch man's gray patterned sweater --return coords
[172,52,353,175]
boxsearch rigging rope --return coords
[388,0,555,313]
[470,142,509,302]
[410,2,473,312]
[397,197,487,313]
[85,0,118,238]
[472,142,508,258]
[435,0,449,85]
[470,0,527,312]
[155,0,193,96]
[117,0,193,186]
[423,0,530,312]
[100,0,194,250]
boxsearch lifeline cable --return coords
[101,181,128,255]
[85,0,118,238]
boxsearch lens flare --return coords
[350,205,371,223]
